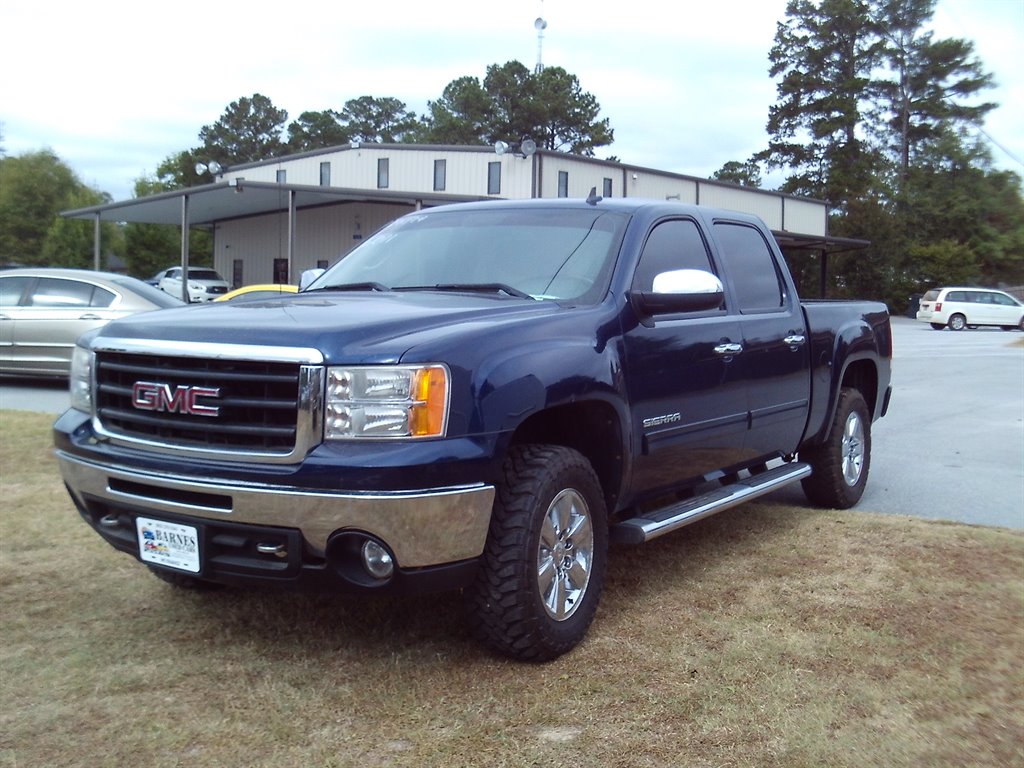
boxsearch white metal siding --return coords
[782,197,827,237]
[699,185,783,230]
[625,173,699,204]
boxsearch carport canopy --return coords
[61,180,490,301]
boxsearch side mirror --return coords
[299,268,326,291]
[633,269,725,316]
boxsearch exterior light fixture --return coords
[493,137,538,159]
[194,160,224,177]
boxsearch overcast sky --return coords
[3,0,1021,202]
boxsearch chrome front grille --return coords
[90,340,324,463]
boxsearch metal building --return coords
[64,143,852,291]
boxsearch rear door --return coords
[712,220,811,458]
[14,277,119,375]
[622,217,749,496]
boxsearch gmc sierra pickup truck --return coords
[55,197,892,661]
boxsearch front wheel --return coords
[801,388,871,509]
[470,445,608,662]
[948,313,967,331]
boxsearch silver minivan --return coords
[916,286,1024,331]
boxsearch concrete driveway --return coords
[2,317,1022,529]
[768,317,1024,529]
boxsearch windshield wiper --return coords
[305,282,391,293]
[427,283,535,300]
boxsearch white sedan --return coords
[157,267,231,302]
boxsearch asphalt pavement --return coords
[2,317,1022,529]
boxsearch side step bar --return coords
[610,461,812,545]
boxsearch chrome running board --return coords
[611,462,812,545]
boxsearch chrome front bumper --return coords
[56,450,495,568]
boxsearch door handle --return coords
[78,313,103,320]
[713,342,743,356]
[784,334,807,349]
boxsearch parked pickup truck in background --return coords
[55,197,892,661]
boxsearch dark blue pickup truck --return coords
[55,197,891,660]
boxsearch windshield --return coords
[187,269,223,280]
[310,207,629,302]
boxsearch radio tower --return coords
[534,15,547,74]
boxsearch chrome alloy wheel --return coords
[842,410,866,486]
[537,489,595,621]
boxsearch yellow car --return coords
[214,284,298,302]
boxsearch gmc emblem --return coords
[132,381,221,417]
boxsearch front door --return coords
[622,217,750,498]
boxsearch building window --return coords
[603,177,613,198]
[377,158,390,189]
[276,169,287,184]
[319,162,331,186]
[433,159,446,191]
[487,162,501,195]
[558,171,569,198]
[317,260,329,270]
[232,259,243,288]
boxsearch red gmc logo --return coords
[131,381,221,417]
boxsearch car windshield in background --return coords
[187,269,223,280]
[310,208,629,303]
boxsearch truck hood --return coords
[95,291,570,364]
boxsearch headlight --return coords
[69,345,94,413]
[325,365,449,439]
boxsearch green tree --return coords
[873,0,996,191]
[197,93,287,166]
[420,61,613,155]
[421,76,493,145]
[712,160,763,188]
[531,67,613,154]
[155,148,207,190]
[0,149,105,268]
[758,0,886,207]
[287,110,351,152]
[339,96,421,144]
[40,187,121,270]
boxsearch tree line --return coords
[2,0,1021,307]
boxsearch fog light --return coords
[361,540,395,580]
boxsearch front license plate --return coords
[136,517,200,573]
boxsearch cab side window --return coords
[632,219,714,292]
[713,222,786,313]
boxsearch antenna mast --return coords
[534,14,547,74]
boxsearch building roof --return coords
[62,180,490,226]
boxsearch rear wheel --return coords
[471,444,607,661]
[948,313,967,331]
[801,388,871,509]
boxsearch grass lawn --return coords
[2,410,1022,767]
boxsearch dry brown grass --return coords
[2,410,1022,767]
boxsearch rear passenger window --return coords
[29,278,111,308]
[632,219,715,292]
[713,222,785,312]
